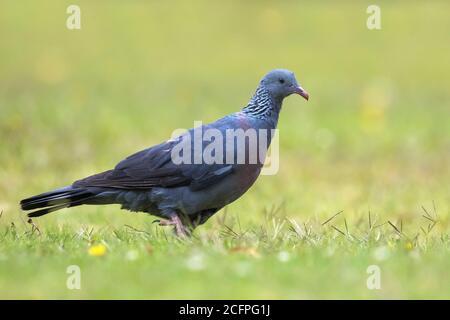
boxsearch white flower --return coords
[373,246,390,262]
[277,251,290,262]
[125,250,139,261]
[185,252,206,271]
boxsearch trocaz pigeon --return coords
[20,69,309,236]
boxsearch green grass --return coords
[0,0,449,299]
[1,209,449,299]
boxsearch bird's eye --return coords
[278,78,285,84]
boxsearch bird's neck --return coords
[242,86,282,123]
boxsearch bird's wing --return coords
[73,132,234,191]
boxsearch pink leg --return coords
[158,215,190,237]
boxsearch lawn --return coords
[0,1,449,299]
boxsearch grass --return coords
[1,206,449,299]
[0,1,449,299]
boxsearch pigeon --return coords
[20,69,309,236]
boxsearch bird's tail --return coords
[20,186,95,218]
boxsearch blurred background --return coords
[0,0,449,298]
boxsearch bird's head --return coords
[260,69,309,101]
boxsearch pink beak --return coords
[294,86,309,101]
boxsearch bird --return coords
[20,69,309,237]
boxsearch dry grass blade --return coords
[27,218,41,236]
[373,222,387,229]
[331,225,345,236]
[221,224,239,238]
[215,207,229,227]
[387,220,410,240]
[124,224,151,236]
[422,215,435,223]
[388,221,401,234]
[421,205,432,219]
[420,226,427,235]
[321,210,343,226]
[428,221,437,233]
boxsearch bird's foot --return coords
[156,218,171,226]
[157,215,191,238]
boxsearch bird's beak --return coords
[294,86,309,101]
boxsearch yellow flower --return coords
[88,244,107,257]
[404,241,414,251]
[229,246,260,258]
[359,79,392,133]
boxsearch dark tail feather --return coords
[20,186,95,218]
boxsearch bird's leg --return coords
[157,214,191,237]
[172,215,190,238]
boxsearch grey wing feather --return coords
[73,133,234,191]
